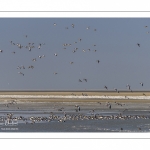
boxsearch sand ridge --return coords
[0,91,150,103]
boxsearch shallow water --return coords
[0,110,150,132]
[1,118,150,132]
[0,101,150,132]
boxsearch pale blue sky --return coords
[0,18,150,90]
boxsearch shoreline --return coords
[0,91,150,103]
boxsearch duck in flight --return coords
[79,79,82,82]
[126,84,131,90]
[97,60,100,63]
[140,82,144,86]
[104,86,108,90]
[83,78,87,82]
[18,72,24,76]
[137,43,140,47]
[71,24,74,28]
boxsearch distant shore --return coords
[0,91,150,103]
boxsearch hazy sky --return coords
[0,18,150,90]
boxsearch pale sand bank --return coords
[0,91,150,96]
[0,91,150,103]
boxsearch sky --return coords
[0,18,150,90]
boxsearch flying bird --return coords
[97,60,100,63]
[126,84,131,90]
[83,79,87,82]
[79,79,82,82]
[71,24,74,28]
[104,86,108,90]
[18,72,24,76]
[28,66,34,69]
[28,47,31,51]
[38,44,41,49]
[140,82,144,86]
[114,88,119,93]
[137,43,140,47]
[32,58,36,62]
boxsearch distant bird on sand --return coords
[143,93,146,96]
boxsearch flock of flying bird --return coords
[0,22,148,90]
[0,22,101,88]
[103,25,149,91]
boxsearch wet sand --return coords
[0,91,150,113]
[0,91,150,132]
